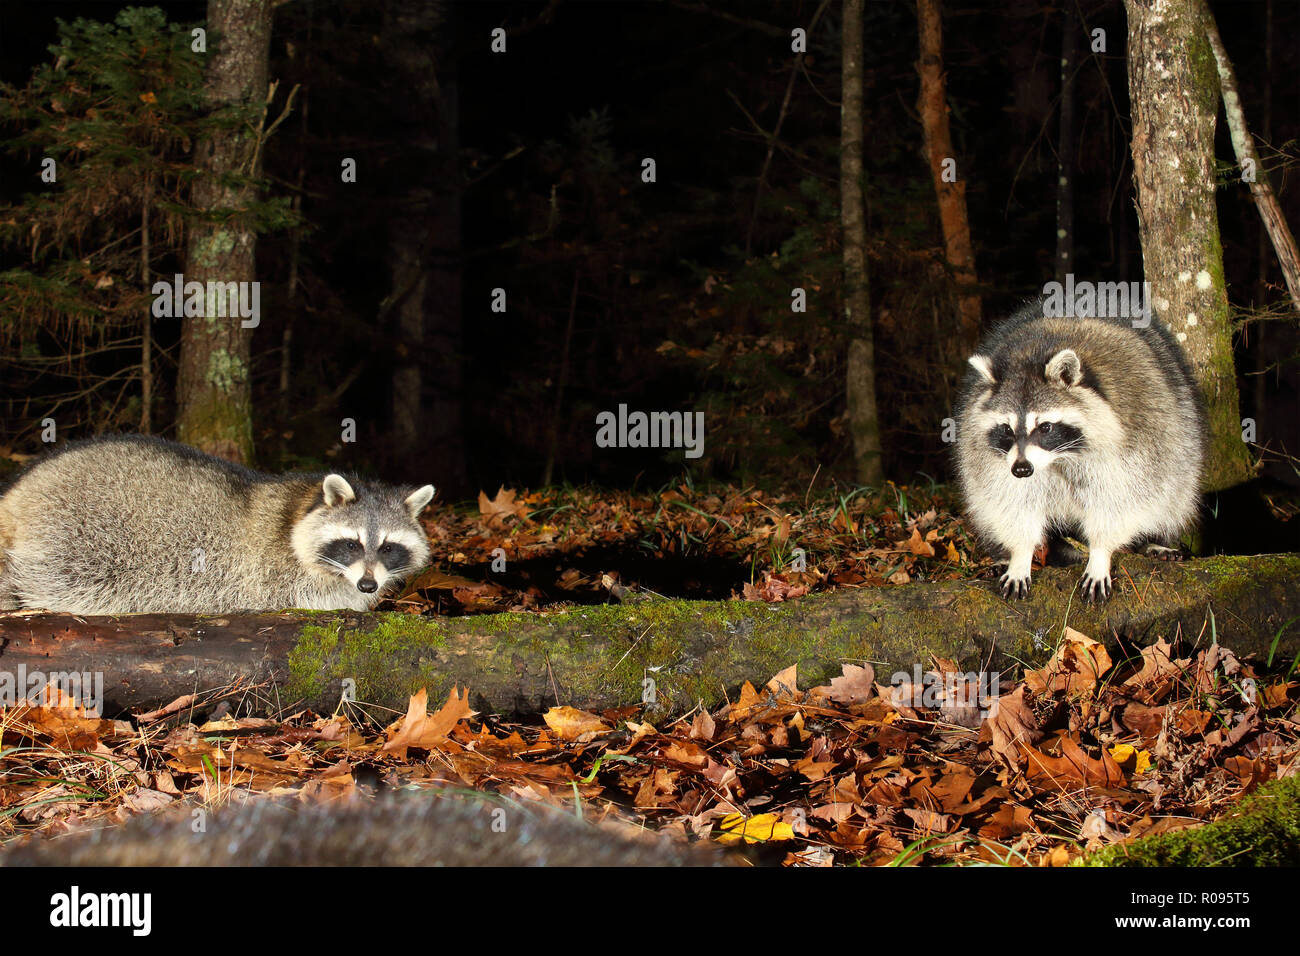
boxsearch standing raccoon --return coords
[954,301,1205,602]
[0,436,434,614]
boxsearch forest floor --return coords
[2,479,1299,865]
[403,480,1024,614]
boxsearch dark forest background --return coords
[1,0,1296,498]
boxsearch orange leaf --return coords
[543,705,610,741]
[382,686,474,758]
[1025,627,1113,696]
[904,527,935,557]
[478,486,529,528]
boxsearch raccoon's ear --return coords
[967,355,996,385]
[322,474,357,507]
[1045,348,1083,388]
[404,484,435,518]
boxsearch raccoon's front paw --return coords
[998,570,1031,600]
[1079,571,1111,603]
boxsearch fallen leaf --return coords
[716,812,795,845]
[478,486,529,528]
[1021,736,1125,789]
[382,687,475,758]
[543,706,611,741]
[1025,627,1113,697]
[984,686,1039,770]
[816,663,876,705]
[903,527,935,557]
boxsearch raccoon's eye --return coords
[1038,422,1053,434]
[379,544,393,556]
[988,423,1015,452]
[346,540,361,553]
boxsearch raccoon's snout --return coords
[357,576,378,594]
[1011,459,1034,478]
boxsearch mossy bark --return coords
[2,553,1296,719]
[1124,0,1254,491]
[175,0,270,464]
[1081,774,1300,866]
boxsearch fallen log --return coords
[1,553,1296,718]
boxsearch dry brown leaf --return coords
[663,740,709,768]
[979,804,1033,839]
[478,486,529,528]
[727,681,763,722]
[903,527,935,557]
[766,664,800,700]
[1025,627,1113,696]
[690,709,716,741]
[1119,702,1169,743]
[928,768,977,810]
[383,686,475,758]
[817,663,876,705]
[1122,638,1184,691]
[903,807,953,833]
[985,686,1039,770]
[543,705,611,741]
[1021,736,1125,789]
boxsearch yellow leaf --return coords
[715,812,795,845]
[1107,743,1153,774]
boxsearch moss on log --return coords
[1080,775,1300,866]
[1,553,1296,717]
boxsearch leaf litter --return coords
[3,627,1296,866]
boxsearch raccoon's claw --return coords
[1080,572,1111,603]
[998,572,1031,600]
[1144,544,1185,562]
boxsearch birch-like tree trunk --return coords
[1123,0,1252,491]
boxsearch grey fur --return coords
[0,435,434,614]
[954,300,1206,602]
[0,792,731,867]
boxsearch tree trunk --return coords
[4,553,1294,718]
[389,210,429,466]
[1055,0,1078,286]
[1202,0,1300,316]
[915,0,982,351]
[841,0,883,486]
[1123,0,1252,491]
[140,175,153,434]
[177,0,272,464]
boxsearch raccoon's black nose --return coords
[357,577,378,593]
[1011,460,1034,478]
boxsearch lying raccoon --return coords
[955,301,1206,603]
[0,435,434,614]
[0,794,731,867]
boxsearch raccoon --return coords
[0,793,733,867]
[0,435,434,614]
[954,301,1205,602]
